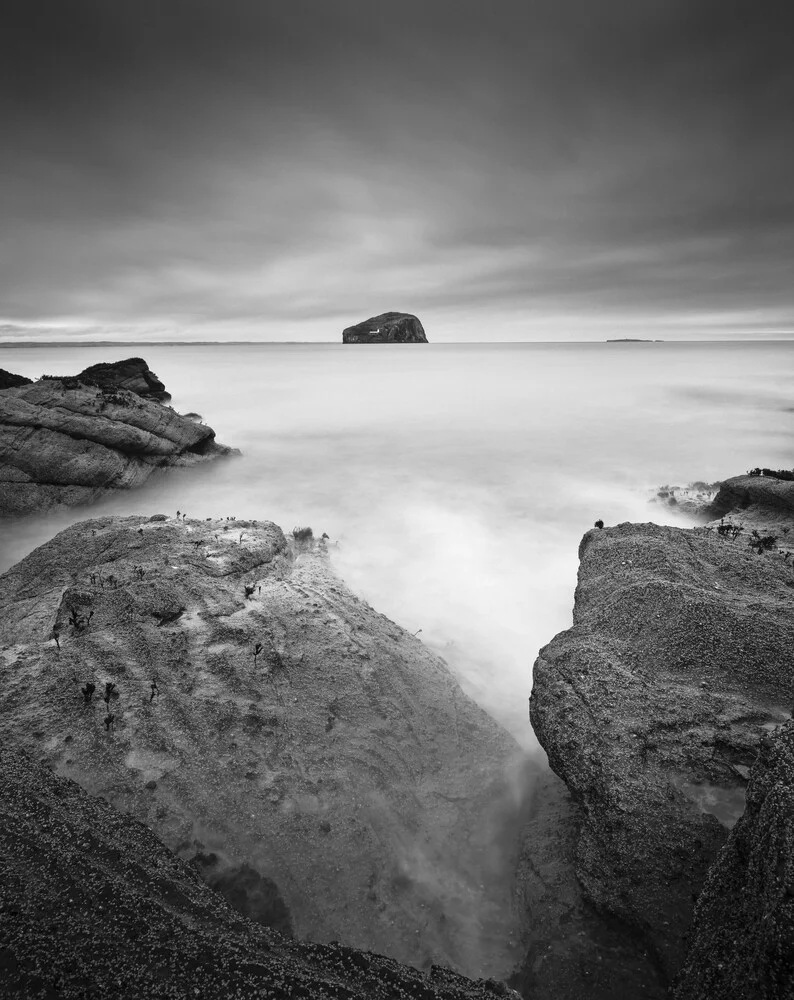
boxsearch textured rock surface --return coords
[74,356,171,400]
[0,368,33,390]
[0,745,521,1000]
[707,473,794,534]
[530,521,794,982]
[0,378,233,515]
[0,516,528,979]
[673,720,794,1000]
[342,311,428,343]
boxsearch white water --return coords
[2,341,792,746]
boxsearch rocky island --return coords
[342,312,428,343]
[0,359,234,516]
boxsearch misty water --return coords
[3,340,793,748]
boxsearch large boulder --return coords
[530,521,794,982]
[0,368,33,390]
[673,720,794,1000]
[707,473,794,531]
[0,516,528,979]
[342,312,428,343]
[0,745,520,1000]
[74,357,171,400]
[0,377,233,515]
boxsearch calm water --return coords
[3,341,793,746]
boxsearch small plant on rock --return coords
[253,642,264,667]
[81,682,95,704]
[594,519,604,529]
[749,530,777,555]
[244,584,256,599]
[292,526,313,542]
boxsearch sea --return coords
[2,340,793,749]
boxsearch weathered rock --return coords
[0,368,33,390]
[0,745,521,1000]
[707,473,794,535]
[673,719,794,1000]
[530,521,794,982]
[0,378,234,515]
[74,356,171,400]
[342,311,428,343]
[0,516,528,979]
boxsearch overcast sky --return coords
[1,0,793,342]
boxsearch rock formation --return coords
[0,368,33,390]
[707,473,794,533]
[530,521,794,983]
[73,357,171,400]
[0,376,234,516]
[0,745,521,1000]
[0,516,528,980]
[342,312,428,343]
[673,720,794,1000]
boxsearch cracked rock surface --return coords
[530,520,794,983]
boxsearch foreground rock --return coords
[73,356,171,400]
[673,719,794,1000]
[0,516,527,979]
[530,521,794,982]
[0,376,234,515]
[342,311,428,343]
[0,746,520,1000]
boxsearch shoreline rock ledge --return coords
[530,520,794,985]
[342,311,428,343]
[0,359,235,516]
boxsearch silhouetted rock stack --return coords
[530,520,794,984]
[342,311,428,343]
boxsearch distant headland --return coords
[606,338,664,342]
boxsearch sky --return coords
[1,0,793,343]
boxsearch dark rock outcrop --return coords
[0,377,234,515]
[707,473,794,526]
[342,311,428,343]
[74,357,171,400]
[0,516,528,979]
[0,745,521,999]
[673,720,794,1000]
[0,368,33,390]
[530,521,794,982]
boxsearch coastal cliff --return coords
[342,312,428,343]
[0,516,527,980]
[707,473,794,530]
[0,745,520,1000]
[0,363,234,515]
[530,520,794,982]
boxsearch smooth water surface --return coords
[3,341,792,745]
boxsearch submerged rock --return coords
[0,376,234,515]
[0,745,521,999]
[342,311,428,343]
[673,719,794,1000]
[0,515,528,979]
[530,521,794,981]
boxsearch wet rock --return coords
[530,521,794,981]
[673,720,794,1000]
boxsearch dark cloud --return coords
[1,0,793,340]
